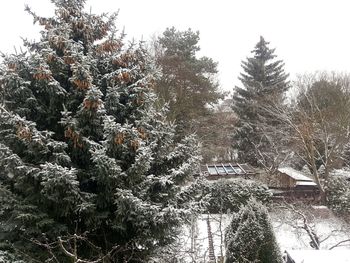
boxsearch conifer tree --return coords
[153,27,223,137]
[232,36,289,166]
[0,1,200,262]
[224,199,282,263]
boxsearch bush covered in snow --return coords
[225,199,282,263]
[326,176,350,215]
[203,179,271,214]
[0,251,25,263]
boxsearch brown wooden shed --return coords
[272,167,320,200]
[277,167,317,189]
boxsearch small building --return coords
[272,167,319,200]
[276,167,317,189]
[200,163,255,180]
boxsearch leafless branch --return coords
[329,239,350,250]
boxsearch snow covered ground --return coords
[271,205,350,251]
[174,205,350,262]
[285,249,350,263]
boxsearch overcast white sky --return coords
[1,0,350,91]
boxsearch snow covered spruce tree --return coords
[232,36,289,166]
[224,199,282,263]
[0,0,200,262]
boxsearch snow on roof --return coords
[278,167,313,182]
[311,205,328,209]
[295,181,317,186]
[285,249,350,263]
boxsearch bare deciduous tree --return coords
[274,202,350,250]
[261,73,350,201]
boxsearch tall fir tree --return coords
[232,36,289,166]
[224,199,282,263]
[153,27,223,138]
[0,1,200,262]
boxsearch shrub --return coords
[224,199,282,263]
[203,179,271,214]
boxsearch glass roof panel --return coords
[207,166,217,175]
[216,165,226,174]
[224,165,235,174]
[233,167,244,174]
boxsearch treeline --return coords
[149,13,350,263]
[152,26,350,207]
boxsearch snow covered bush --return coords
[0,251,26,263]
[224,199,282,263]
[326,176,350,216]
[0,0,200,262]
[203,179,271,214]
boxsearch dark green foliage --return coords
[153,27,224,137]
[203,179,271,213]
[326,176,350,215]
[232,36,289,166]
[0,1,200,262]
[225,199,282,263]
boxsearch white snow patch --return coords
[271,207,350,251]
[331,168,350,179]
[285,249,350,263]
[295,181,317,186]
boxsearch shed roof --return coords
[278,167,313,182]
[295,181,317,186]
